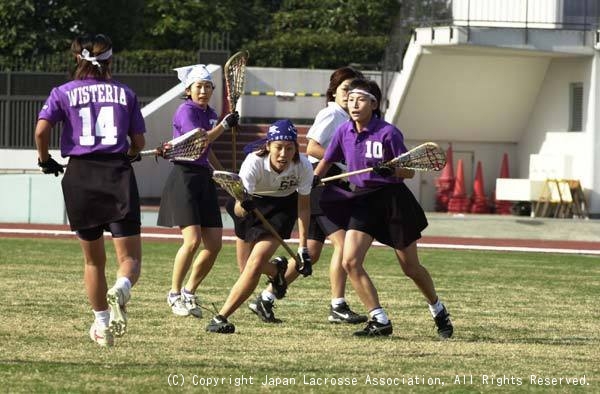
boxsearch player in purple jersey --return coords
[157,64,239,318]
[34,34,146,347]
[314,78,453,339]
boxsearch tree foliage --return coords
[1,0,410,69]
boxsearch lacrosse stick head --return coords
[212,170,250,201]
[391,142,447,171]
[161,128,208,161]
[224,50,249,111]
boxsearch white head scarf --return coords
[174,64,214,89]
[78,48,112,69]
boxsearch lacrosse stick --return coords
[224,50,249,171]
[212,170,300,265]
[139,128,208,161]
[320,142,446,184]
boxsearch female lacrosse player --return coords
[247,66,368,324]
[206,119,313,333]
[157,64,238,318]
[34,33,146,347]
[314,78,453,338]
[304,66,367,325]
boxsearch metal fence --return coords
[0,71,175,149]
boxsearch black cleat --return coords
[268,256,288,299]
[328,302,368,324]
[248,295,282,323]
[353,319,393,337]
[206,315,235,334]
[434,306,453,339]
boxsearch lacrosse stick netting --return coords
[224,51,249,171]
[212,170,250,201]
[140,128,208,161]
[387,142,447,171]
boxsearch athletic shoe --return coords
[107,286,129,337]
[268,256,288,299]
[182,292,202,318]
[434,306,453,339]
[353,319,393,337]
[167,293,190,317]
[89,323,114,347]
[328,302,368,324]
[206,315,235,334]
[248,295,281,323]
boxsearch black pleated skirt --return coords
[157,163,223,228]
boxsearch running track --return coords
[1,223,600,255]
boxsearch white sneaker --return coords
[107,286,130,337]
[89,323,114,347]
[182,293,202,318]
[167,293,190,317]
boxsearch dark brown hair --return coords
[71,34,113,80]
[325,66,364,103]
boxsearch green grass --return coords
[0,237,598,393]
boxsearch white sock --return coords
[331,298,346,308]
[182,288,194,298]
[429,299,444,317]
[169,291,181,301]
[369,308,389,324]
[261,290,276,303]
[93,309,110,328]
[115,276,132,293]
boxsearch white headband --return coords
[349,88,377,102]
[78,48,112,69]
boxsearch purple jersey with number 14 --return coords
[38,78,146,157]
[323,117,407,188]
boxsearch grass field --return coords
[0,237,598,393]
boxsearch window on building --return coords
[569,82,583,132]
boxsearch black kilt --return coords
[62,154,140,231]
[320,182,428,249]
[157,163,222,228]
[226,193,297,243]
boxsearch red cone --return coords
[495,153,512,214]
[435,143,454,212]
[452,159,466,197]
[499,152,510,178]
[471,161,490,213]
[448,159,471,213]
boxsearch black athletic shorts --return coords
[77,218,140,241]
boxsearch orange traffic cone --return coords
[448,159,471,213]
[435,143,454,212]
[471,161,490,213]
[495,153,512,214]
[499,152,510,178]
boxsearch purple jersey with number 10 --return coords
[323,117,407,188]
[38,78,146,157]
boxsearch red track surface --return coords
[2,222,600,253]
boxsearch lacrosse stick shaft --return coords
[319,167,372,184]
[252,208,299,263]
[232,125,237,171]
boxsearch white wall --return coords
[520,57,593,181]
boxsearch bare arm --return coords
[127,133,146,157]
[34,119,53,162]
[306,139,326,160]
[313,159,333,178]
[296,194,311,248]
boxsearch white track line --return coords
[2,228,600,255]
